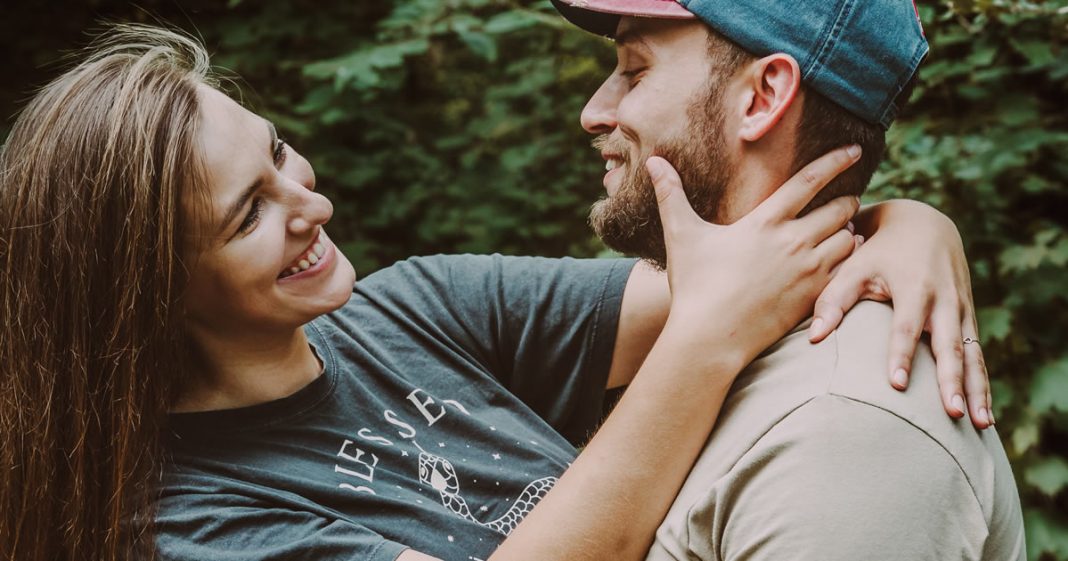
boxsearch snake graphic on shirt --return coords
[418,451,557,536]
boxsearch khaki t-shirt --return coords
[647,302,1025,561]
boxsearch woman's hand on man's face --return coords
[645,145,861,371]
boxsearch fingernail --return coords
[951,394,966,416]
[810,317,824,336]
[846,221,855,234]
[892,368,908,389]
[979,407,989,425]
[846,144,861,158]
[856,234,865,245]
[645,158,664,179]
[989,410,996,425]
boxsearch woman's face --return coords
[183,86,356,338]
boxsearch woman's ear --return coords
[737,53,801,142]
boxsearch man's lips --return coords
[601,152,625,171]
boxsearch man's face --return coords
[583,18,738,269]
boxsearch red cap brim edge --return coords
[557,0,695,20]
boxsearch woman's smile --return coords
[278,229,337,282]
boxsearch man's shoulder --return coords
[649,301,1024,561]
[749,301,1015,508]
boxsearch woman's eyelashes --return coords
[236,136,290,235]
[273,137,287,168]
[237,198,264,235]
[236,137,287,236]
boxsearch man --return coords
[551,0,1026,559]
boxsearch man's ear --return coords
[737,53,801,142]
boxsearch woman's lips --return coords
[278,231,334,281]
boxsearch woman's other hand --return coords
[809,199,991,429]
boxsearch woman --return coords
[0,26,990,561]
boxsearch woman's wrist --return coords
[853,199,956,240]
[656,309,756,377]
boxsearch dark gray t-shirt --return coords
[157,254,635,561]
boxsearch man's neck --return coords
[720,134,798,223]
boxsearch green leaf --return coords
[999,244,1047,274]
[1009,38,1057,68]
[458,31,498,62]
[1025,456,1068,497]
[1025,508,1068,561]
[966,44,998,67]
[988,378,1015,420]
[302,39,429,90]
[1030,357,1068,415]
[977,306,1012,341]
[484,11,540,34]
[1012,422,1040,455]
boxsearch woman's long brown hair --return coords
[1,25,213,561]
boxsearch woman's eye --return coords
[237,198,264,235]
[273,138,288,168]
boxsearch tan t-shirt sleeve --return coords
[685,394,991,561]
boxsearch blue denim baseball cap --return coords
[551,0,928,129]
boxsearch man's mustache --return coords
[591,134,631,165]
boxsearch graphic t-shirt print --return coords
[332,386,560,536]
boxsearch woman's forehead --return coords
[196,86,262,161]
[195,86,267,193]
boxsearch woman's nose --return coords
[285,183,332,234]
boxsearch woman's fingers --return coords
[885,290,931,391]
[814,228,857,273]
[796,195,861,246]
[963,339,992,428]
[809,262,868,343]
[751,145,861,223]
[962,313,993,429]
[646,157,704,240]
[928,302,968,420]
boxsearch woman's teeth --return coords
[279,236,327,278]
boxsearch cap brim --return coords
[551,0,695,38]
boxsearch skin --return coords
[178,19,990,561]
[580,17,992,427]
[403,17,990,561]
[179,79,860,561]
[174,85,356,413]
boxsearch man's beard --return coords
[589,82,735,271]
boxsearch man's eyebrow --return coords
[613,29,653,54]
[218,119,276,236]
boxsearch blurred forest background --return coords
[2,0,1066,557]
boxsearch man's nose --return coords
[580,78,624,135]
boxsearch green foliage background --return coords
[2,0,1066,557]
